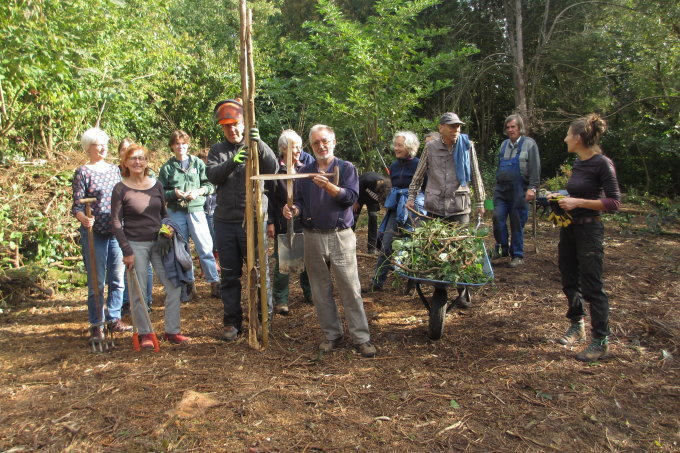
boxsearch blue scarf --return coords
[453,134,471,187]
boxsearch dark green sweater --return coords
[158,155,214,213]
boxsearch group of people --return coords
[72,128,220,348]
[72,99,620,362]
[354,112,619,362]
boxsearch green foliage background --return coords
[1,0,678,194]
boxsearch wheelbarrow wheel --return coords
[428,287,448,340]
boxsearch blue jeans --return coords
[206,212,216,252]
[214,220,272,329]
[80,228,125,325]
[167,209,219,283]
[493,182,529,258]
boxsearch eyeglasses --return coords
[128,156,148,162]
[311,138,333,147]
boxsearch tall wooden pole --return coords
[239,0,268,349]
[248,9,270,346]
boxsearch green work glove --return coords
[249,127,260,141]
[234,147,249,164]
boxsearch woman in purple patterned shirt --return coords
[71,128,131,343]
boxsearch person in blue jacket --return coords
[367,131,424,292]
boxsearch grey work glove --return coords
[152,235,172,258]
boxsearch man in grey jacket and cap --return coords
[406,112,486,308]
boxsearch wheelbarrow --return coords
[394,218,494,340]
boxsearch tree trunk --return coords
[505,0,528,125]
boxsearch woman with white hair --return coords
[367,131,424,292]
[265,129,314,314]
[71,127,130,343]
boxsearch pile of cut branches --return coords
[391,218,490,284]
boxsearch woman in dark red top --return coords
[551,114,620,362]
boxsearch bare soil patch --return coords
[1,214,679,452]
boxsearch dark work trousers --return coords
[214,219,272,330]
[493,150,528,258]
[558,221,610,338]
[353,202,380,252]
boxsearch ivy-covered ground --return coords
[0,155,678,451]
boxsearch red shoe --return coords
[164,333,191,344]
[140,334,155,349]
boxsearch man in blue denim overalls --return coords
[492,114,541,267]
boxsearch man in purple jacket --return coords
[283,125,376,358]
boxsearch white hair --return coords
[278,129,302,154]
[81,127,109,151]
[393,131,420,158]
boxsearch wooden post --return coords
[239,0,268,349]
[247,9,270,346]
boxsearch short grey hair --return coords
[504,114,526,135]
[308,124,335,143]
[393,131,420,158]
[278,129,302,154]
[81,127,109,151]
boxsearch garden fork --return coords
[79,198,115,352]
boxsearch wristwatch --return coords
[528,188,537,193]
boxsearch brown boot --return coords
[210,281,221,298]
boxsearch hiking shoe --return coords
[164,333,191,344]
[108,319,133,333]
[452,288,472,309]
[575,337,609,362]
[89,325,104,340]
[210,282,221,298]
[361,284,383,294]
[355,341,377,358]
[508,257,524,268]
[275,304,290,315]
[490,248,509,261]
[319,338,341,353]
[140,334,155,349]
[222,326,239,342]
[556,321,586,345]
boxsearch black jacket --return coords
[206,138,278,223]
